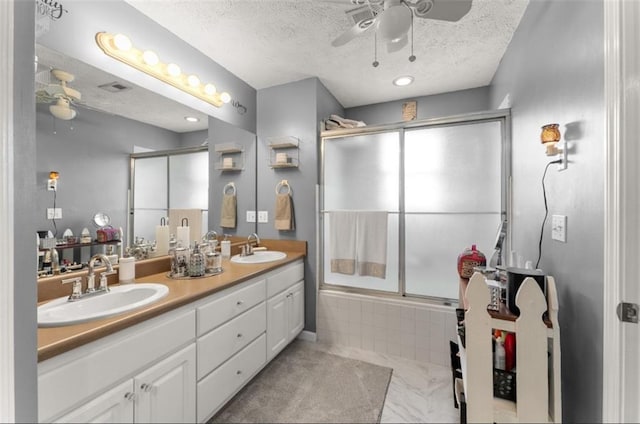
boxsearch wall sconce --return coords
[95,32,231,109]
[540,123,567,170]
[48,171,59,191]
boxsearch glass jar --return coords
[189,244,205,277]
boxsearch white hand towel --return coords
[329,211,357,275]
[356,211,388,279]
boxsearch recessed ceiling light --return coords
[185,116,199,123]
[393,76,414,86]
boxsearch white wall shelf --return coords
[214,142,244,171]
[267,136,299,168]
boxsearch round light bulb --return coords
[187,75,200,87]
[204,83,217,95]
[113,34,132,51]
[142,50,159,66]
[220,92,231,104]
[166,63,181,77]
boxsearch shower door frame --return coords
[318,109,512,304]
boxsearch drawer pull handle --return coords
[236,370,242,375]
[237,300,244,306]
[237,333,243,338]
[124,392,136,401]
[140,383,153,392]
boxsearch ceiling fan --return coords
[35,68,83,120]
[330,0,472,53]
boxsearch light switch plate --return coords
[258,211,268,223]
[551,215,567,242]
[246,210,256,223]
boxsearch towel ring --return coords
[224,182,236,196]
[275,180,291,195]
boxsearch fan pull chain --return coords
[372,32,379,67]
[409,11,416,62]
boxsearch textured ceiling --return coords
[126,0,529,108]
[35,0,529,133]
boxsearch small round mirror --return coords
[92,212,110,228]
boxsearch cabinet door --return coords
[288,281,305,340]
[267,290,288,361]
[54,380,134,423]
[134,344,196,424]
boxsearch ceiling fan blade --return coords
[386,33,408,53]
[331,18,376,46]
[416,0,472,22]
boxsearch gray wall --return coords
[489,1,604,421]
[179,129,208,148]
[346,86,490,125]
[14,1,38,421]
[208,117,257,237]
[256,78,343,332]
[36,105,181,240]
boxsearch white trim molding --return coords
[603,0,640,422]
[0,0,15,422]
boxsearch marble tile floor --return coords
[308,341,460,423]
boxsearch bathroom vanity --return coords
[37,244,305,423]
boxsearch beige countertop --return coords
[38,241,306,362]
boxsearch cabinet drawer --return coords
[197,302,266,380]
[266,261,304,298]
[197,334,266,422]
[197,279,266,336]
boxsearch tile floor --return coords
[310,341,460,423]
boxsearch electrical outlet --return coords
[246,210,256,223]
[551,215,567,242]
[47,208,62,219]
[47,179,57,191]
[258,211,268,223]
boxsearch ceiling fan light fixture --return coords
[377,4,412,43]
[393,75,414,86]
[49,99,77,120]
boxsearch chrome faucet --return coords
[241,233,260,257]
[248,233,260,246]
[203,230,219,242]
[87,254,115,294]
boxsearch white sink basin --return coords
[230,251,287,264]
[38,283,169,327]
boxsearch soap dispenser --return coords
[221,235,231,260]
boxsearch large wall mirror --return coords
[34,43,257,264]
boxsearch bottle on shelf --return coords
[494,330,506,370]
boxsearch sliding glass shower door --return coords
[320,111,509,302]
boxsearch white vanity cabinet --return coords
[39,258,306,424]
[54,344,196,424]
[266,261,304,361]
[38,309,196,423]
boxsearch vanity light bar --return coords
[95,32,230,108]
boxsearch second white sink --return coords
[230,251,287,264]
[38,283,169,327]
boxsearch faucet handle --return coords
[99,272,114,292]
[62,277,83,301]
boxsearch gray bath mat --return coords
[210,340,393,423]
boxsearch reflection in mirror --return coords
[34,44,214,273]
